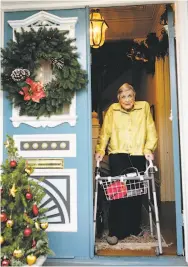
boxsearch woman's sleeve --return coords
[144,102,158,154]
[95,106,113,156]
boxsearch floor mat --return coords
[95,225,169,250]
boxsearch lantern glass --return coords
[90,10,108,49]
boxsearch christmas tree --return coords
[0,136,53,266]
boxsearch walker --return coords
[93,159,163,256]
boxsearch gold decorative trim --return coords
[26,158,64,169]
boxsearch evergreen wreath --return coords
[1,27,88,117]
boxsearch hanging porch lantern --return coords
[90,9,109,49]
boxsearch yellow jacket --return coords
[96,101,158,156]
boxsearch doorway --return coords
[91,3,180,256]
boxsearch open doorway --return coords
[91,3,178,256]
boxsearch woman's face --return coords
[119,89,135,111]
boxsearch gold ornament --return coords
[25,162,34,175]
[26,254,37,266]
[40,222,48,230]
[35,222,40,231]
[9,183,17,197]
[13,248,23,258]
[0,235,5,244]
[25,166,33,175]
[6,219,14,228]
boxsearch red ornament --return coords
[32,239,37,248]
[1,259,10,266]
[10,160,17,168]
[25,192,33,200]
[0,187,3,194]
[24,226,32,237]
[32,203,39,216]
[0,212,7,222]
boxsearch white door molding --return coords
[13,134,76,157]
[7,11,78,128]
[31,168,77,232]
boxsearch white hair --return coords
[117,83,136,100]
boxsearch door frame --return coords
[167,5,183,255]
[174,0,188,260]
[1,0,188,263]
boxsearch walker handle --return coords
[96,160,100,168]
[148,159,153,167]
[145,159,158,174]
[95,160,101,178]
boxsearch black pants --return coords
[108,153,146,239]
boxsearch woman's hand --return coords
[145,153,154,161]
[95,152,104,162]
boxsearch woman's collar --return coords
[113,102,143,112]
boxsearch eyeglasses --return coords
[119,94,134,101]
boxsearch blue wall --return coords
[4,9,93,258]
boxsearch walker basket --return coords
[99,177,148,201]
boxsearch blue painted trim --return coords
[85,6,94,259]
[46,255,187,266]
[168,7,184,255]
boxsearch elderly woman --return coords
[95,83,158,245]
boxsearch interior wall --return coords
[137,57,175,202]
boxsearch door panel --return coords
[3,9,91,258]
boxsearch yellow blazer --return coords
[96,101,158,156]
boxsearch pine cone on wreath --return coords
[11,68,30,82]
[23,69,30,77]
